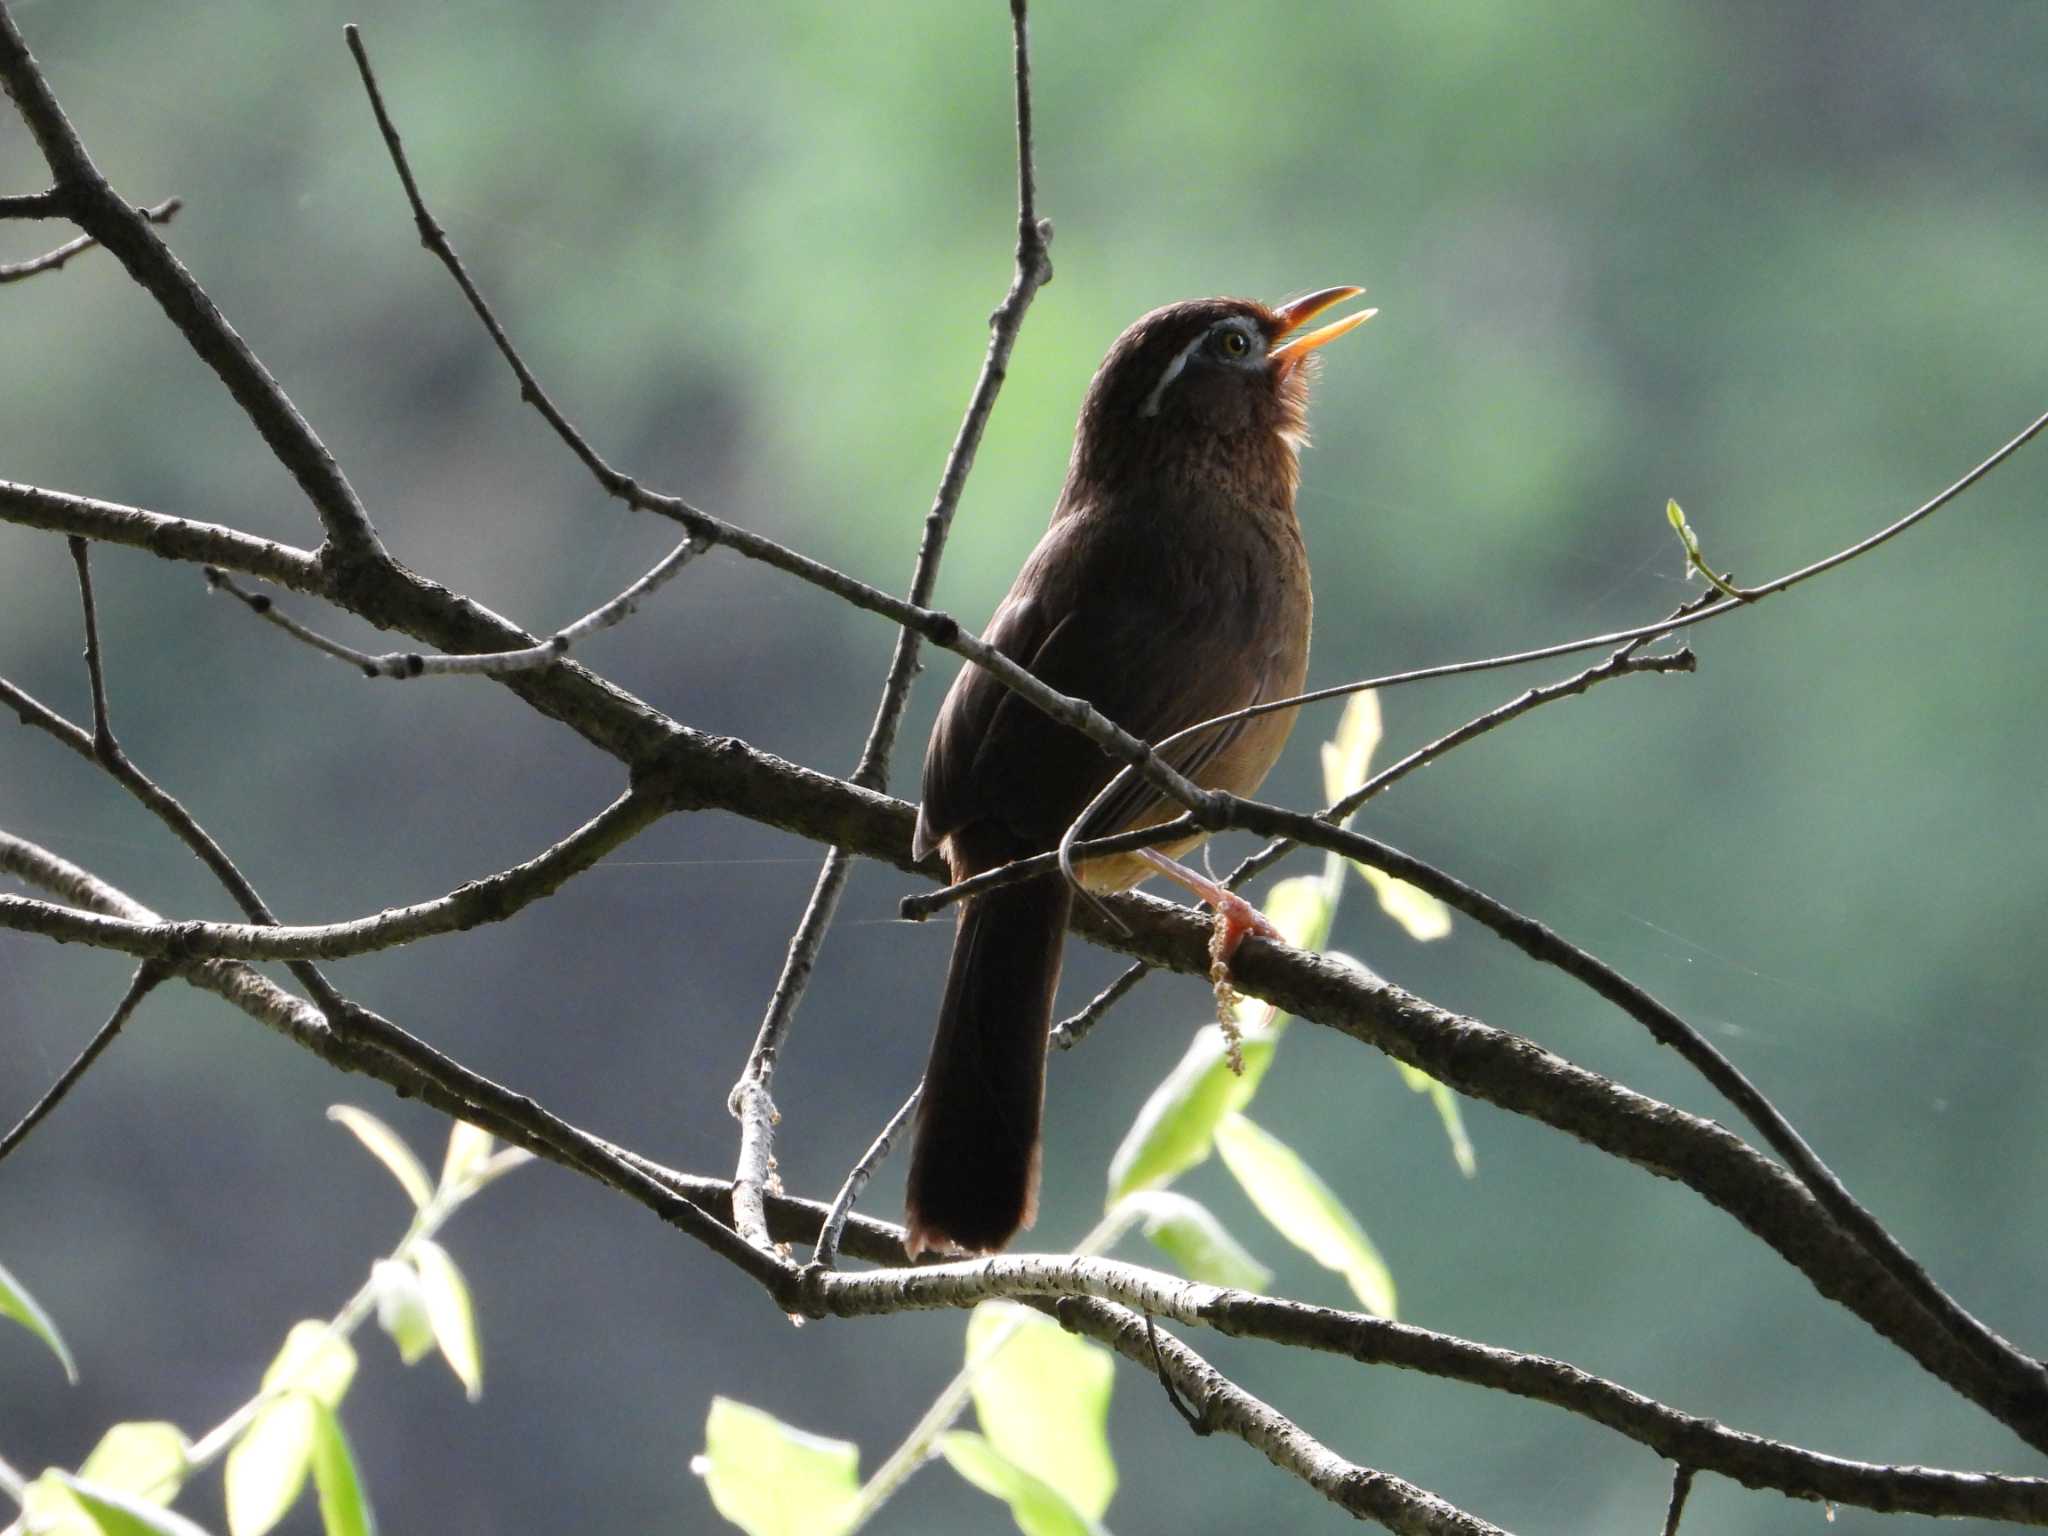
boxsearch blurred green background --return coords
[3,1,2046,1531]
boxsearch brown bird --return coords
[904,287,1373,1256]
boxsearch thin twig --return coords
[1218,642,1700,895]
[813,1086,921,1269]
[1015,397,2048,919]
[903,646,1695,922]
[1040,615,1695,1058]
[726,0,1051,1250]
[1068,394,2048,765]
[1069,1301,1502,1535]
[204,537,700,677]
[66,537,114,753]
[0,962,164,1162]
[58,543,352,1020]
[1661,1465,1696,1536]
[0,785,666,963]
[0,187,64,219]
[1050,959,1152,1049]
[1144,1312,1211,1433]
[0,195,178,283]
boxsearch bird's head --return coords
[1070,286,1373,495]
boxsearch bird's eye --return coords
[1216,327,1252,358]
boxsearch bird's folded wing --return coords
[916,578,1272,863]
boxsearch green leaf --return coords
[438,1120,494,1192]
[965,1302,1115,1519]
[410,1238,481,1400]
[1214,1113,1396,1317]
[0,1253,78,1383]
[308,1404,376,1536]
[1118,1191,1271,1292]
[1319,691,1383,806]
[1666,499,1745,600]
[261,1322,356,1409]
[77,1422,191,1505]
[1393,1062,1478,1177]
[225,1394,316,1536]
[1105,1025,1279,1203]
[1352,863,1453,942]
[371,1259,434,1366]
[20,1471,97,1536]
[326,1107,433,1210]
[693,1397,859,1536]
[52,1473,215,1536]
[937,1432,1101,1536]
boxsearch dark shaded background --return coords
[3,2,2046,1531]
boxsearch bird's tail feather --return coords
[904,872,1071,1256]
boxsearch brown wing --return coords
[915,504,1282,869]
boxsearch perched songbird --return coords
[905,287,1373,1256]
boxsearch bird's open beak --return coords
[1269,285,1375,373]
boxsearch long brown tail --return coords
[904,871,1072,1256]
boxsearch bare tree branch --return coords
[0,961,164,1162]
[0,195,178,283]
[1661,1465,1696,1536]
[0,479,321,586]
[0,186,64,218]
[812,1086,920,1271]
[204,536,702,677]
[0,786,664,962]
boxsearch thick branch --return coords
[811,1255,2048,1524]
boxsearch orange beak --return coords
[1269,285,1375,372]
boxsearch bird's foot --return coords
[1138,851,1281,1070]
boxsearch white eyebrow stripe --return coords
[1139,330,1210,418]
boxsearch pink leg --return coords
[1138,849,1280,967]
